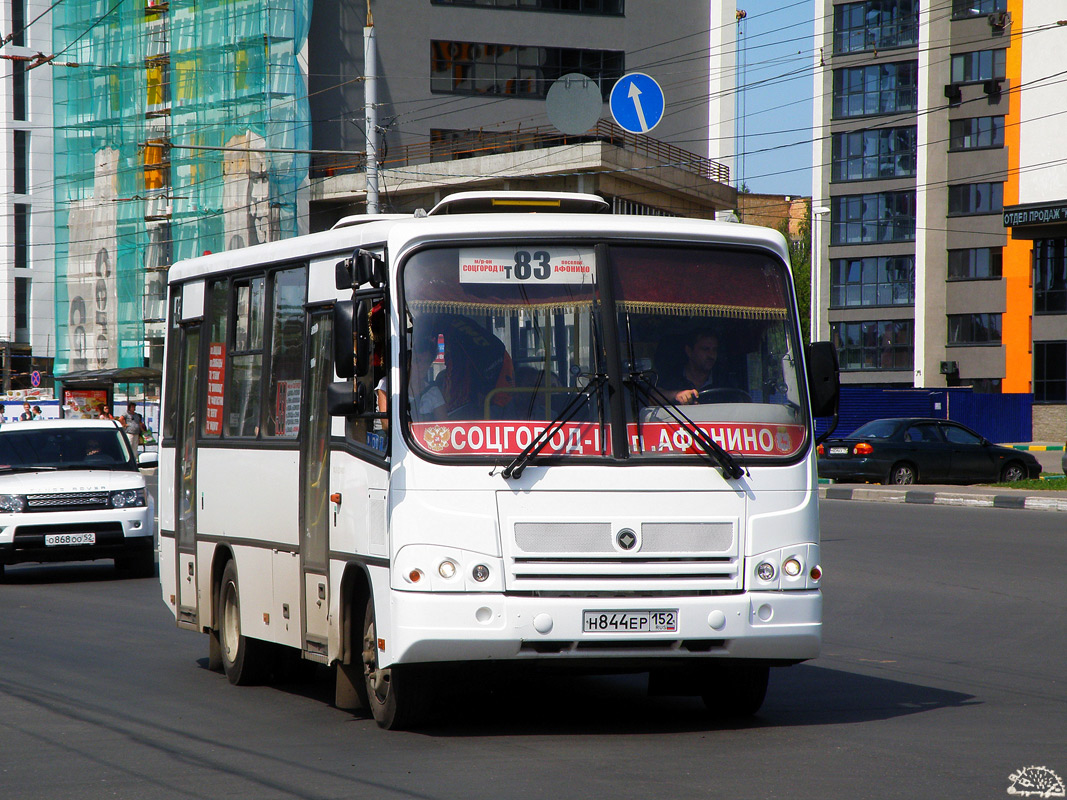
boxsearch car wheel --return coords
[1000,462,1027,483]
[889,462,917,485]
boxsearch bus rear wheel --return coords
[362,599,427,730]
[700,662,770,718]
[218,560,268,685]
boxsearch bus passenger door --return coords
[300,311,332,656]
[175,325,201,625]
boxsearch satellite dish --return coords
[546,73,602,136]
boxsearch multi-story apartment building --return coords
[43,0,738,381]
[0,0,54,393]
[813,0,1067,437]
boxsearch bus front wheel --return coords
[218,560,268,686]
[362,599,427,730]
[700,662,770,717]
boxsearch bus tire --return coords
[362,598,427,730]
[218,560,268,686]
[700,662,769,718]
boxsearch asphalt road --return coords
[1,500,1064,799]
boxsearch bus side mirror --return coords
[327,381,369,416]
[354,299,372,378]
[333,300,355,378]
[806,341,840,419]
[355,250,385,287]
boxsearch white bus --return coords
[159,191,839,729]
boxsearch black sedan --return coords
[817,417,1042,485]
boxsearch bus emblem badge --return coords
[423,425,451,452]
[617,529,637,550]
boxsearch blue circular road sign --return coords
[30,370,41,388]
[609,73,665,134]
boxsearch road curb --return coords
[819,485,1067,513]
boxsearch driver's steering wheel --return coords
[697,387,752,404]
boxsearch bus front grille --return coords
[507,521,741,592]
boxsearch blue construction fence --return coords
[816,387,1032,443]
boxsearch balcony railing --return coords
[311,120,729,185]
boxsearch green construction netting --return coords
[53,0,311,375]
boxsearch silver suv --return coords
[0,420,156,579]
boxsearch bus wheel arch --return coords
[216,556,269,685]
[205,546,234,672]
[335,564,372,711]
[361,596,430,730]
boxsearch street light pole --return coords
[810,205,830,342]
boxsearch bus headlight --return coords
[471,564,490,582]
[756,561,776,581]
[437,560,457,579]
[782,557,802,577]
[0,494,27,513]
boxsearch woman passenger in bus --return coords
[408,332,447,421]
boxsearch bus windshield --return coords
[401,241,808,461]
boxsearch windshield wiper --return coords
[627,373,746,480]
[502,374,608,479]
[0,465,58,473]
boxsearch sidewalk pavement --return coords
[819,482,1067,513]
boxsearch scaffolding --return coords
[53,0,311,376]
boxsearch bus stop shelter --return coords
[56,367,162,420]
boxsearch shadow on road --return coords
[0,561,155,584]
[194,660,975,736]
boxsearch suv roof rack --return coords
[426,191,610,216]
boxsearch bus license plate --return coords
[44,532,96,547]
[583,610,678,633]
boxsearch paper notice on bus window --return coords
[458,247,596,284]
[205,343,226,436]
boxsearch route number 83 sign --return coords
[459,247,596,284]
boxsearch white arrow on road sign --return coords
[627,82,650,132]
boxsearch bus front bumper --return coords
[384,590,821,667]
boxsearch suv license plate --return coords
[583,610,678,633]
[44,532,96,547]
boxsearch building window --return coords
[11,0,25,46]
[832,61,918,118]
[1034,238,1067,315]
[952,0,1005,18]
[830,256,915,308]
[13,60,26,121]
[15,277,29,338]
[831,126,916,181]
[833,0,919,54]
[951,49,1006,84]
[831,191,916,244]
[948,182,1003,216]
[948,247,1002,280]
[14,130,28,194]
[1033,341,1067,403]
[949,116,1004,151]
[831,320,914,371]
[947,313,1002,345]
[430,40,623,98]
[432,0,624,13]
[14,204,28,269]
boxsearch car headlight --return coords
[0,494,27,513]
[110,488,147,508]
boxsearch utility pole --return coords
[364,2,379,214]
